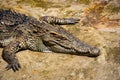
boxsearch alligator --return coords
[0,9,100,72]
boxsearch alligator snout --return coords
[89,47,100,57]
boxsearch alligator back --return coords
[0,9,31,26]
[0,9,34,46]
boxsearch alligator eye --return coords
[33,30,38,34]
[50,32,58,35]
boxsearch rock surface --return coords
[0,0,120,80]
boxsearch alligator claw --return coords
[68,18,80,24]
[5,64,11,70]
[6,63,21,72]
[5,58,21,72]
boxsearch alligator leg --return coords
[2,39,26,72]
[40,16,80,25]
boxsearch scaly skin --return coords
[0,9,100,72]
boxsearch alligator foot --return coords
[5,58,21,72]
